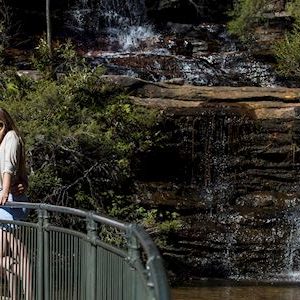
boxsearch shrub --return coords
[273,1,300,78]
[274,25,300,78]
[229,0,300,79]
[0,60,161,216]
[31,38,86,79]
[287,0,300,23]
[228,0,268,40]
[0,40,183,241]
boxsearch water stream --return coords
[66,0,284,87]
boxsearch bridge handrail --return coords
[130,224,171,300]
[1,201,171,300]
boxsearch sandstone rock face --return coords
[106,76,300,282]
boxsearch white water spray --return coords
[67,0,157,51]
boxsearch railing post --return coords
[127,224,140,300]
[43,210,50,300]
[86,213,97,300]
[37,208,44,300]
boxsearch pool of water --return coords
[172,281,300,300]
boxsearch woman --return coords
[0,108,28,215]
[0,108,32,300]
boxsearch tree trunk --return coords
[46,0,52,55]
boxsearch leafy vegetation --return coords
[274,25,300,78]
[31,38,86,79]
[228,0,300,79]
[0,39,183,240]
[227,0,268,40]
[286,0,300,23]
[273,0,300,78]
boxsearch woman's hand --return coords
[0,192,8,205]
[11,183,26,196]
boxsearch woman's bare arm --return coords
[0,172,11,204]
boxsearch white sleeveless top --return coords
[0,130,22,189]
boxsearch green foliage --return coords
[0,40,181,242]
[229,0,300,78]
[228,0,268,40]
[273,1,300,78]
[0,48,161,218]
[274,25,300,78]
[31,38,52,77]
[108,199,183,246]
[138,208,183,247]
[287,0,300,23]
[31,38,86,79]
[140,208,182,233]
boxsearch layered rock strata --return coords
[107,75,300,282]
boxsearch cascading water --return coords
[66,0,283,87]
[101,0,158,51]
[281,212,300,280]
[66,0,157,51]
[137,104,300,282]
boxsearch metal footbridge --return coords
[0,202,170,300]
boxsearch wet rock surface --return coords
[105,75,300,282]
[87,21,285,87]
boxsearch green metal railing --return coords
[0,202,170,300]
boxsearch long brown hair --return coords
[0,108,27,179]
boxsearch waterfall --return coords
[66,0,157,51]
[99,0,147,27]
[284,212,300,280]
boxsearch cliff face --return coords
[107,76,300,282]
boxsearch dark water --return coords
[172,282,300,300]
